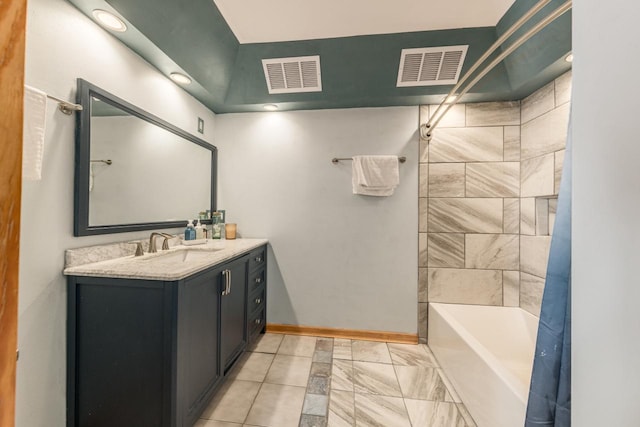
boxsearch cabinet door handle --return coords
[255,298,262,304]
[255,318,262,325]
[255,277,262,284]
[255,256,262,263]
[222,269,231,296]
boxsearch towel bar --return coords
[332,156,406,164]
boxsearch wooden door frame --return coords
[1,0,26,426]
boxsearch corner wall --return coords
[418,70,571,341]
[19,0,216,425]
[418,101,522,342]
[518,71,571,316]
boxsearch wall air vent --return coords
[396,46,468,87]
[262,55,322,94]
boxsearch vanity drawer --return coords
[248,287,266,315]
[248,268,265,293]
[248,248,266,272]
[248,308,266,342]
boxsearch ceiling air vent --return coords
[262,55,322,94]
[396,46,468,87]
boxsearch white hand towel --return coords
[22,85,48,181]
[352,155,400,197]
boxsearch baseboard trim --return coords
[266,323,418,344]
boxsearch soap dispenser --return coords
[184,220,196,241]
[194,220,204,240]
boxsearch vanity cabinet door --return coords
[220,256,248,371]
[180,268,222,426]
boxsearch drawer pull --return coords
[255,256,262,263]
[255,318,262,325]
[255,298,262,304]
[255,277,262,284]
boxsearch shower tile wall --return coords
[418,101,522,343]
[417,69,571,341]
[519,70,571,316]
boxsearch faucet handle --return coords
[162,237,171,250]
[134,242,144,257]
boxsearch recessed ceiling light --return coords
[264,104,278,111]
[565,53,573,63]
[92,10,127,32]
[169,73,192,85]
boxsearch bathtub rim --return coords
[428,302,537,405]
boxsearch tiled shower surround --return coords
[418,71,571,342]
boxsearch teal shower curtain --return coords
[525,118,572,426]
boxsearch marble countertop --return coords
[63,238,268,281]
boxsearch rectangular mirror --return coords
[74,79,216,236]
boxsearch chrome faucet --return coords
[148,232,174,253]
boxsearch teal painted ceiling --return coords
[67,0,571,113]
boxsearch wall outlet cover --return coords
[197,117,204,134]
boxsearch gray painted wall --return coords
[18,0,216,425]
[214,107,418,333]
[573,0,640,425]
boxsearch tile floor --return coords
[196,334,477,427]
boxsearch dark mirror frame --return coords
[74,78,217,236]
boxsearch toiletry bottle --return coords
[212,212,222,239]
[195,220,204,240]
[184,220,196,241]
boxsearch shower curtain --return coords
[525,118,572,426]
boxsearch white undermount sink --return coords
[141,248,221,263]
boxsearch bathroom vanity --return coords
[64,239,268,427]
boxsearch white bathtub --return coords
[428,303,538,427]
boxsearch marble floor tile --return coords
[404,399,466,427]
[250,333,284,354]
[351,341,392,364]
[299,414,328,427]
[387,343,438,367]
[228,351,274,383]
[353,362,402,397]
[313,351,333,363]
[394,366,447,401]
[303,393,330,416]
[201,380,261,423]
[435,368,462,403]
[245,383,306,427]
[332,360,354,392]
[316,338,334,352]
[279,335,318,357]
[328,390,355,427]
[310,362,332,378]
[333,339,352,360]
[308,376,330,395]
[194,420,242,427]
[354,393,411,427]
[265,354,313,387]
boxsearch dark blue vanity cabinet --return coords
[67,245,267,427]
